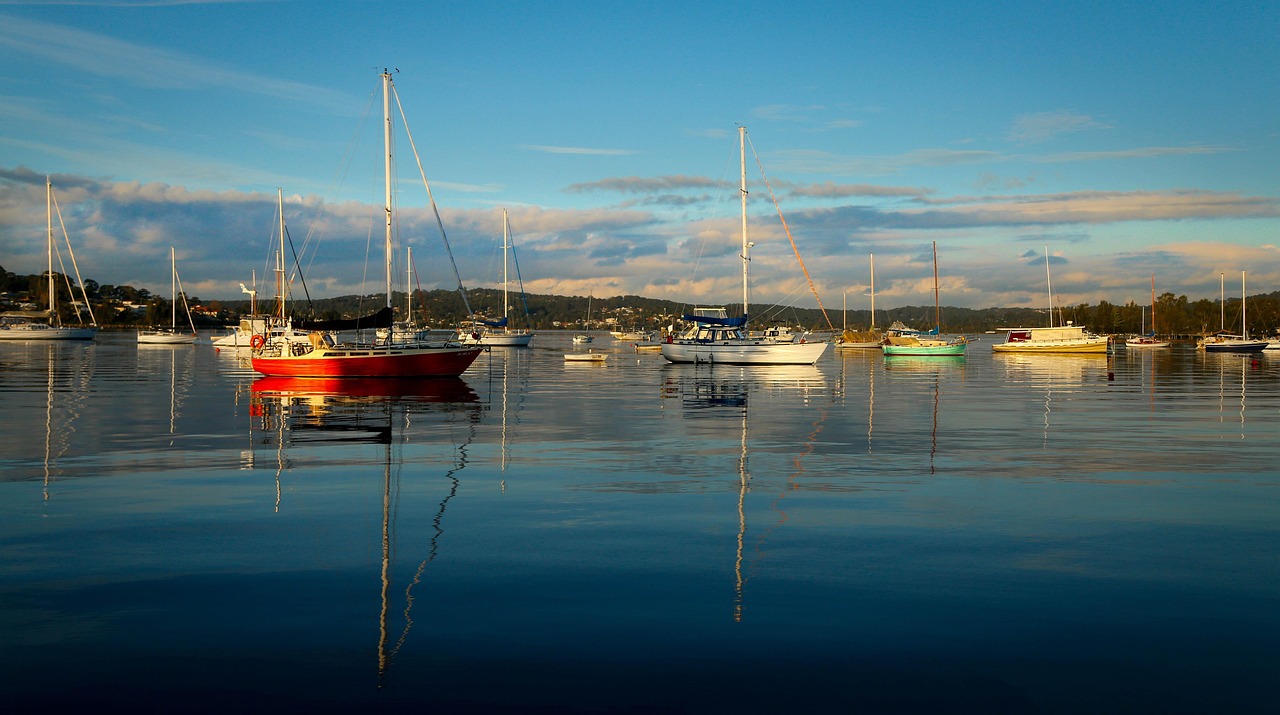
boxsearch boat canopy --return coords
[477,316,509,328]
[295,306,393,331]
[683,313,748,328]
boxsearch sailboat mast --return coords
[870,253,876,330]
[932,241,940,331]
[46,177,54,320]
[739,126,750,319]
[276,188,286,319]
[1150,273,1156,336]
[502,209,510,321]
[170,246,177,329]
[382,71,394,311]
[1044,246,1053,328]
[1219,272,1224,331]
[407,246,413,325]
[1242,271,1247,339]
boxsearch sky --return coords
[1,0,1278,319]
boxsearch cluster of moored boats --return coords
[4,74,1275,371]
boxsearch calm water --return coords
[1,333,1277,713]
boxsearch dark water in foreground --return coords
[1,333,1277,713]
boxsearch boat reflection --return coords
[251,376,479,403]
[882,355,958,473]
[661,367,832,623]
[882,353,966,373]
[248,375,482,683]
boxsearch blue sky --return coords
[1,1,1277,317]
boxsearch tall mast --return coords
[382,71,394,311]
[46,177,54,319]
[932,241,940,331]
[739,126,749,318]
[869,253,876,330]
[502,209,510,321]
[1044,246,1053,328]
[1219,272,1224,331]
[406,246,413,325]
[276,188,286,319]
[1242,271,1247,339]
[1150,273,1156,335]
[170,246,177,329]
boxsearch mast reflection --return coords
[662,364,828,622]
[248,375,482,684]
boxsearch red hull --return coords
[251,346,482,378]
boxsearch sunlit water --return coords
[1,333,1276,713]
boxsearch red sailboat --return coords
[252,71,482,378]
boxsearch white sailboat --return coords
[1126,273,1170,348]
[0,177,98,341]
[573,294,594,344]
[660,127,828,365]
[138,246,198,344]
[1198,271,1267,352]
[459,210,534,347]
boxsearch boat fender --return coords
[250,334,266,350]
[472,333,481,341]
[666,335,673,343]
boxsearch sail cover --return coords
[683,313,748,328]
[295,306,394,331]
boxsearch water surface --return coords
[1,334,1276,712]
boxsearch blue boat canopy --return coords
[683,313,748,328]
[478,316,509,328]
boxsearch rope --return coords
[746,135,835,331]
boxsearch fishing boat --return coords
[1126,274,1171,349]
[250,71,483,378]
[836,254,882,349]
[0,177,98,341]
[660,127,828,365]
[992,248,1109,354]
[881,242,967,356]
[138,247,198,344]
[458,210,534,347]
[1197,271,1267,353]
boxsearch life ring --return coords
[249,334,266,350]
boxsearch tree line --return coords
[4,265,1278,337]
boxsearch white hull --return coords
[660,340,828,365]
[0,324,97,341]
[138,330,197,344]
[1125,337,1171,349]
[459,330,533,347]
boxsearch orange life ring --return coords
[249,334,266,350]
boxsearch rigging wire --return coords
[745,132,835,331]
